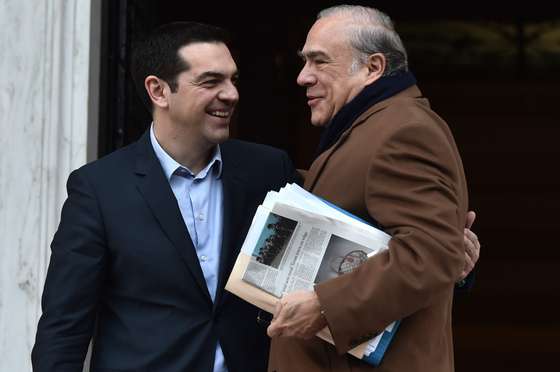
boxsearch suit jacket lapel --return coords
[213,144,249,309]
[133,132,212,303]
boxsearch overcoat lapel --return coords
[305,87,422,191]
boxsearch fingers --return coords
[273,299,282,318]
[459,251,475,280]
[464,231,474,256]
[460,228,479,280]
[267,291,324,339]
[268,298,286,337]
[465,210,476,229]
[268,310,282,337]
[267,320,281,337]
[464,229,480,262]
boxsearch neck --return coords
[314,70,417,158]
[152,117,214,175]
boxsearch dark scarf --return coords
[314,70,417,158]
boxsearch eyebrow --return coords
[194,70,239,83]
[297,50,331,60]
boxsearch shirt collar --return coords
[150,123,223,181]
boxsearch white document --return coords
[226,183,400,366]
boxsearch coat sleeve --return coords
[296,169,308,185]
[314,121,466,354]
[279,149,302,186]
[32,169,107,372]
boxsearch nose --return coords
[218,81,239,104]
[297,64,317,87]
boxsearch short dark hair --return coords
[130,22,230,112]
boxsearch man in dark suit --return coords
[32,22,296,372]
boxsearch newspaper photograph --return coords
[242,210,376,298]
[225,183,400,366]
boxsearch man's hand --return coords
[267,290,327,340]
[459,211,481,281]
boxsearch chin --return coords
[211,128,230,144]
[310,110,329,127]
[310,117,328,127]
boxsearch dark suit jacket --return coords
[32,131,296,372]
[269,86,468,372]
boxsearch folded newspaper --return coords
[225,183,400,366]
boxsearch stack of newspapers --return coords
[225,183,401,366]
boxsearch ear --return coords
[145,75,169,109]
[364,53,386,85]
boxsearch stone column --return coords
[0,0,100,370]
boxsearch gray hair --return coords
[318,5,408,76]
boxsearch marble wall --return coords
[0,0,99,370]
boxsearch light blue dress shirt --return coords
[150,125,227,372]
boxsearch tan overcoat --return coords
[269,85,468,372]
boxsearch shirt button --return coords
[200,255,208,262]
[197,213,205,221]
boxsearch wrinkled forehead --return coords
[305,16,353,47]
[302,17,354,57]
